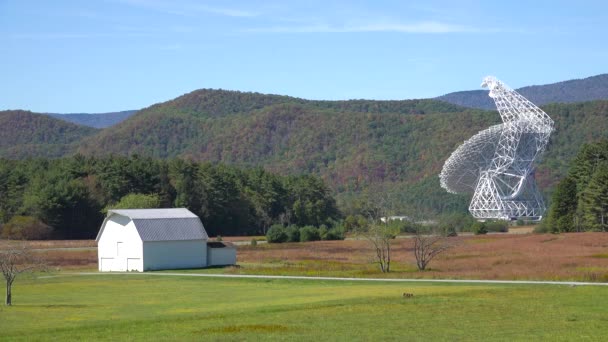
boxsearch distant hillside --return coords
[4,87,608,217]
[0,110,98,158]
[137,88,465,118]
[72,89,608,216]
[437,74,608,109]
[46,110,137,128]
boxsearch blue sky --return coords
[1,0,607,113]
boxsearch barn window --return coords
[117,242,124,256]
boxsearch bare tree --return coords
[361,222,397,272]
[413,228,455,271]
[0,244,45,306]
[357,190,399,273]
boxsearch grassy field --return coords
[1,273,608,341]
[225,233,608,282]
[4,232,608,281]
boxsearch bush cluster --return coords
[471,220,508,235]
[0,216,53,240]
[472,222,488,235]
[266,224,345,243]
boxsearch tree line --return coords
[543,139,608,232]
[0,155,340,239]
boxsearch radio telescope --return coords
[439,76,554,221]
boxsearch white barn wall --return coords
[208,247,237,266]
[97,215,143,272]
[143,240,207,271]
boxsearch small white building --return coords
[380,216,411,223]
[96,208,236,272]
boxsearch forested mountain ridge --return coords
[437,74,608,109]
[77,99,491,187]
[0,110,98,158]
[46,110,137,128]
[3,88,608,217]
[74,87,608,216]
[26,73,608,128]
[134,88,465,119]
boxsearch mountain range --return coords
[43,73,608,129]
[46,110,137,128]
[2,74,608,216]
[437,74,608,110]
[0,110,98,159]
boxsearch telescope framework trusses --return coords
[439,76,554,220]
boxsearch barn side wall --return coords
[207,247,237,266]
[142,240,207,271]
[97,215,143,272]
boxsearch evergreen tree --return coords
[579,163,608,231]
[546,176,578,233]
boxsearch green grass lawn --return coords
[1,273,607,341]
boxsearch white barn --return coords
[96,208,236,272]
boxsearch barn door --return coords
[100,257,114,271]
[127,258,141,272]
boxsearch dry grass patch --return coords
[0,240,96,249]
[4,233,608,281]
[36,249,97,267]
[235,233,608,281]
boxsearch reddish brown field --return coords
[234,233,608,281]
[0,240,97,268]
[2,233,607,280]
[0,239,96,249]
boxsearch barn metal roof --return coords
[101,208,208,242]
[109,208,199,219]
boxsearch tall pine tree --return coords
[579,163,608,231]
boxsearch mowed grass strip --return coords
[1,274,607,341]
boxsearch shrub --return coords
[534,223,550,234]
[0,216,53,240]
[443,225,458,237]
[285,225,300,242]
[472,222,488,235]
[299,226,321,242]
[319,225,328,240]
[399,221,421,234]
[485,220,509,233]
[266,224,288,243]
[324,228,345,240]
[216,235,223,242]
[343,215,367,232]
[250,239,257,246]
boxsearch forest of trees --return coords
[0,155,340,239]
[2,89,608,218]
[543,139,608,232]
[437,74,608,110]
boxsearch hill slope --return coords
[437,74,608,109]
[77,90,473,182]
[0,110,99,158]
[4,88,608,217]
[46,110,137,128]
[75,89,608,216]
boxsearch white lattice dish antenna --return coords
[439,76,554,221]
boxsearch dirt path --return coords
[68,272,608,287]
